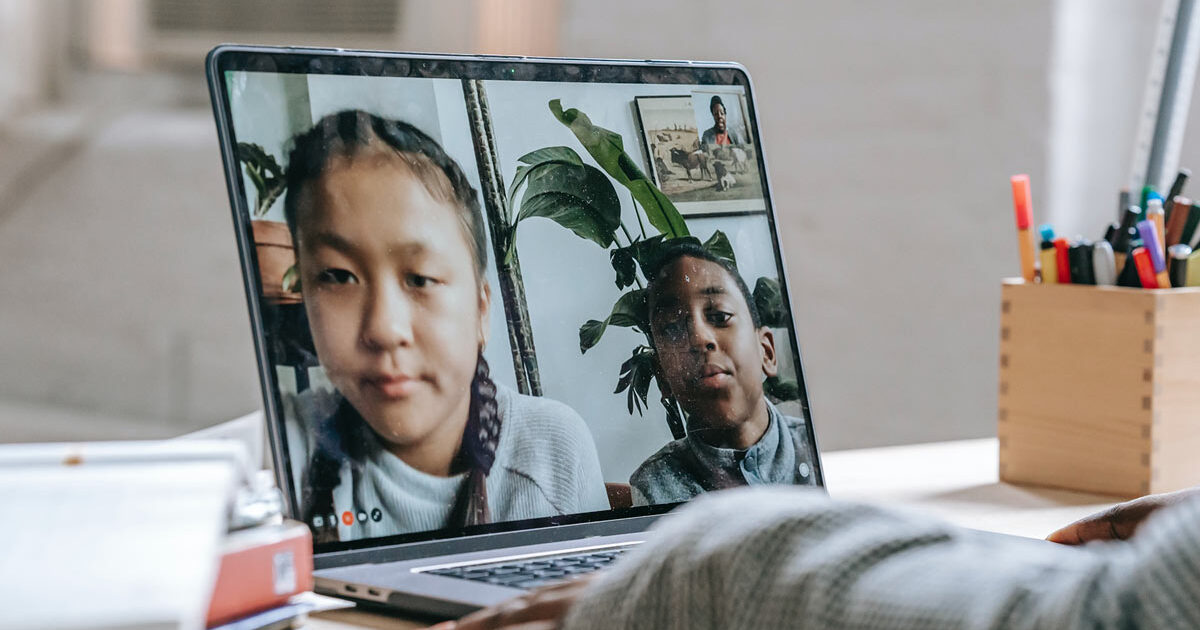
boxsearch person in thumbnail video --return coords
[629,241,817,505]
[699,95,745,149]
[281,110,608,542]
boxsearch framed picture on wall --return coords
[633,94,766,217]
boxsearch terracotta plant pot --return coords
[251,220,302,305]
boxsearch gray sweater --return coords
[629,399,818,505]
[283,383,609,540]
[564,487,1200,629]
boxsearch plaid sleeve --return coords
[562,487,1200,630]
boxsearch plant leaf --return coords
[610,247,637,289]
[280,264,301,293]
[236,142,286,217]
[702,230,737,266]
[753,277,788,328]
[508,162,621,263]
[508,146,584,208]
[549,100,689,238]
[577,289,647,354]
[614,346,656,415]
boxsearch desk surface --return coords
[304,438,1122,629]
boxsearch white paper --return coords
[0,459,236,630]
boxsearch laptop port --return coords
[344,585,358,593]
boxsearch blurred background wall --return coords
[0,0,1189,450]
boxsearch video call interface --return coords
[220,56,821,547]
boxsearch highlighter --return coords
[1069,241,1095,285]
[1147,196,1166,258]
[1093,240,1116,286]
[1054,237,1072,284]
[1038,225,1057,284]
[1137,219,1170,287]
[1166,195,1192,247]
[1010,175,1038,283]
[1132,247,1159,288]
[1168,244,1192,287]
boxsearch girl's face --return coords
[296,153,489,472]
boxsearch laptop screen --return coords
[209,49,823,552]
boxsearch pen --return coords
[1103,221,1119,245]
[1132,247,1159,288]
[1054,237,1072,284]
[1168,244,1192,287]
[1147,196,1166,259]
[1137,219,1170,288]
[1166,168,1191,222]
[1069,241,1095,285]
[1039,225,1057,284]
[1141,186,1157,218]
[1010,175,1038,283]
[1183,201,1200,248]
[1113,206,1140,271]
[1166,196,1192,247]
[1093,240,1117,285]
[1119,188,1131,220]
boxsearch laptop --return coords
[206,45,825,618]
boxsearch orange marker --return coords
[1132,247,1159,289]
[1054,237,1072,284]
[1010,175,1038,283]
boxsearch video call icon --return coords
[313,515,325,528]
[357,510,368,524]
[370,508,382,522]
[341,511,354,526]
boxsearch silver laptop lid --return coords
[206,46,823,557]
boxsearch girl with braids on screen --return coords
[280,110,608,542]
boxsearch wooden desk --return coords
[305,438,1122,629]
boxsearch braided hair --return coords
[284,110,501,534]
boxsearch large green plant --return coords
[505,101,799,434]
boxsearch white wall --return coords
[559,0,1055,449]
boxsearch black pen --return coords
[1166,168,1191,222]
[1169,244,1192,287]
[1113,206,1141,272]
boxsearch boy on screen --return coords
[630,242,817,505]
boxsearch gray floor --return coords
[0,71,262,442]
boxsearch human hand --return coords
[1046,487,1200,545]
[427,575,593,630]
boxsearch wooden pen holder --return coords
[998,279,1200,498]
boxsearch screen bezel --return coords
[206,44,826,560]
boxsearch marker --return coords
[1183,201,1200,248]
[1166,168,1191,221]
[1188,249,1200,287]
[1141,186,1156,217]
[1113,206,1141,271]
[1093,240,1117,285]
[1119,188,1131,219]
[1010,175,1038,283]
[1137,219,1170,287]
[1117,249,1142,287]
[1169,244,1192,287]
[1132,247,1159,288]
[1103,221,1119,245]
[1147,196,1166,259]
[1069,241,1095,285]
[1054,237,1072,284]
[1039,225,1057,284]
[1165,195,1192,246]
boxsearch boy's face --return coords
[649,256,777,436]
[295,154,489,470]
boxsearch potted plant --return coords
[238,142,301,305]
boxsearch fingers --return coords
[437,576,592,630]
[1046,491,1191,545]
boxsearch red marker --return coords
[1054,237,1072,284]
[1011,175,1039,282]
[1132,247,1159,288]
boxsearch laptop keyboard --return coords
[425,545,636,589]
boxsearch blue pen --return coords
[1137,219,1170,287]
